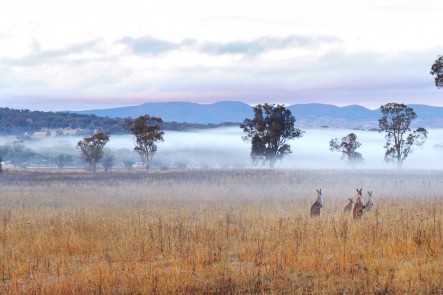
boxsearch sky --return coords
[0,0,442,111]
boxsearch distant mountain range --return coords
[75,101,252,124]
[73,101,443,129]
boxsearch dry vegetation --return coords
[0,169,442,294]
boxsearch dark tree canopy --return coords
[430,55,443,89]
[240,103,303,168]
[0,107,240,136]
[77,132,110,173]
[329,133,363,164]
[126,115,164,170]
[378,103,427,168]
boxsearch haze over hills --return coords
[73,101,443,129]
[75,101,252,124]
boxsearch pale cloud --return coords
[117,36,181,55]
[117,34,341,56]
[0,0,442,110]
[0,38,104,66]
[0,45,440,110]
[199,35,341,56]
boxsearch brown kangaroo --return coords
[310,189,323,217]
[365,191,374,212]
[343,198,353,213]
[353,188,365,219]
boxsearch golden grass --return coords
[0,169,442,294]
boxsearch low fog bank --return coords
[0,169,442,209]
[1,127,443,170]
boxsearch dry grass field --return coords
[0,169,442,294]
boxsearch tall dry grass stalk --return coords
[0,169,441,294]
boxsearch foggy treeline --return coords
[1,127,443,170]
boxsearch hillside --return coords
[2,102,443,137]
[0,107,238,136]
[75,101,252,124]
[73,101,443,128]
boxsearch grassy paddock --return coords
[0,169,442,294]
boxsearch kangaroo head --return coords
[356,188,362,196]
[316,189,322,196]
[367,191,372,197]
[349,198,353,203]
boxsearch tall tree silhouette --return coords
[241,103,303,168]
[378,103,427,168]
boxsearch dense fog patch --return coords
[1,127,443,169]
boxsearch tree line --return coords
[69,101,430,173]
[0,102,434,173]
[0,107,238,136]
[0,55,441,173]
[77,115,165,173]
[241,102,428,169]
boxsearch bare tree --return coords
[77,132,110,173]
[378,103,427,168]
[329,133,363,165]
[241,103,303,168]
[126,115,164,170]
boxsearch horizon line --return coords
[4,100,443,113]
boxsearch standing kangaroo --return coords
[310,189,323,217]
[365,191,374,212]
[353,188,365,219]
[343,198,353,213]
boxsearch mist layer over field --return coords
[113,127,443,169]
[3,127,443,169]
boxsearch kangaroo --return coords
[310,189,323,217]
[353,188,365,220]
[343,198,353,213]
[365,191,374,212]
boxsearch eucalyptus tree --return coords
[126,115,164,170]
[77,132,110,173]
[430,55,443,88]
[241,103,303,168]
[378,103,427,168]
[329,133,363,165]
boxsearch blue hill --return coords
[76,101,252,124]
[72,101,443,128]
